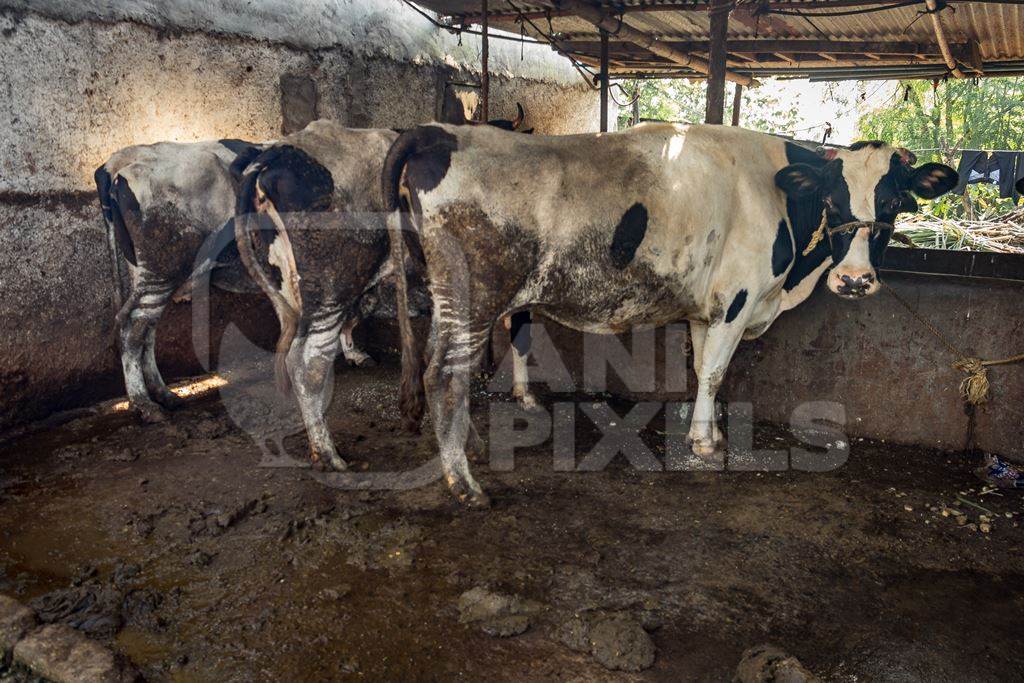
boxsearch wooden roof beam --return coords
[468,0,1024,23]
[562,39,962,57]
[555,0,758,86]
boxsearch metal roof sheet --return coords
[413,1,1024,79]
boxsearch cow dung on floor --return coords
[0,362,1022,681]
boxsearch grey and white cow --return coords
[95,137,377,422]
[384,123,958,505]
[234,116,536,471]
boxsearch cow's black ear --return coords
[775,163,823,198]
[910,162,958,199]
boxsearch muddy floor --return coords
[1,361,1023,682]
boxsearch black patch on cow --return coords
[219,138,256,156]
[109,176,139,266]
[782,193,828,293]
[828,230,855,265]
[609,203,649,269]
[771,219,794,277]
[849,140,885,151]
[870,154,917,225]
[510,310,531,356]
[250,145,334,213]
[403,126,459,197]
[784,141,827,166]
[725,289,747,324]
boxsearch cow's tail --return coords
[235,161,302,395]
[382,129,430,432]
[95,163,133,306]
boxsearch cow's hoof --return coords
[448,478,491,509]
[354,356,377,368]
[466,435,488,464]
[156,392,186,410]
[689,437,727,463]
[515,391,542,412]
[311,451,348,472]
[135,404,168,424]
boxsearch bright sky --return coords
[755,78,903,144]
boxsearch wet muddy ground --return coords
[1,362,1023,681]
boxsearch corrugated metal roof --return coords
[413,1,1024,79]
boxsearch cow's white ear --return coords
[775,163,822,198]
[910,162,958,199]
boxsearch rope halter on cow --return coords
[802,211,895,257]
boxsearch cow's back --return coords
[414,123,791,328]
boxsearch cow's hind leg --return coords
[287,306,347,471]
[140,290,184,409]
[423,299,492,507]
[339,317,375,367]
[118,272,176,422]
[509,311,540,411]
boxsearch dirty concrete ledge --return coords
[0,595,138,683]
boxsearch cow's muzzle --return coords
[835,272,875,298]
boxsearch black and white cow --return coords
[234,115,536,471]
[94,138,382,422]
[384,123,958,505]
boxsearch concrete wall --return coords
[489,251,1024,461]
[0,0,601,429]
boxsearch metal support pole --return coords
[705,0,731,124]
[731,83,743,126]
[599,29,609,132]
[481,0,490,121]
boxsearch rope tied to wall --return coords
[883,282,1024,405]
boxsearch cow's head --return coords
[775,141,957,298]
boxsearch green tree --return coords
[615,79,801,133]
[858,77,1024,163]
[859,77,1024,220]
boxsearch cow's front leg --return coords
[287,309,346,471]
[687,315,747,459]
[689,320,707,378]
